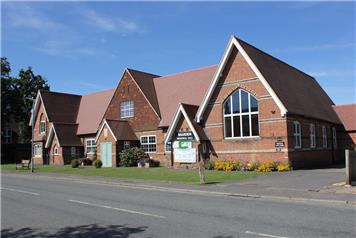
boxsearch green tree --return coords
[1,57,50,143]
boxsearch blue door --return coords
[100,142,112,167]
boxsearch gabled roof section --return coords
[76,88,115,135]
[164,103,207,144]
[40,90,82,123]
[154,65,217,127]
[95,119,138,142]
[333,104,356,131]
[45,123,82,148]
[196,35,340,124]
[126,68,161,117]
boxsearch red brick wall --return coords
[104,70,160,131]
[135,129,167,165]
[49,136,63,165]
[96,123,117,167]
[202,47,289,165]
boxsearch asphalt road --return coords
[1,173,355,238]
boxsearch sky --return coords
[2,1,355,104]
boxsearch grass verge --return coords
[1,164,265,184]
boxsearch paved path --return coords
[1,172,356,238]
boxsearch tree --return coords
[1,57,50,143]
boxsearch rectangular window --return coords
[165,141,172,152]
[322,126,327,148]
[294,121,301,149]
[71,147,76,157]
[310,124,316,148]
[202,143,207,154]
[86,139,96,154]
[141,135,156,153]
[224,117,232,138]
[54,147,59,155]
[4,128,12,144]
[120,101,134,118]
[124,141,130,150]
[34,144,42,157]
[40,121,46,134]
[332,127,337,149]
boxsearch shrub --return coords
[232,162,242,171]
[247,161,260,171]
[277,163,292,172]
[81,158,93,166]
[119,147,148,167]
[204,161,215,170]
[71,159,80,168]
[214,161,225,171]
[93,159,103,168]
[257,163,273,172]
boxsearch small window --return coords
[165,141,172,152]
[71,147,76,157]
[141,135,156,153]
[4,128,12,144]
[54,146,59,155]
[332,127,337,149]
[40,121,46,134]
[310,124,316,148]
[34,144,42,157]
[124,141,130,150]
[86,139,96,154]
[120,101,134,118]
[202,143,207,154]
[293,121,301,149]
[322,126,327,148]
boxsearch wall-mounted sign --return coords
[275,141,285,152]
[176,131,194,141]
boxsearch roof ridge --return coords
[235,36,315,79]
[154,64,218,80]
[126,68,160,78]
[40,90,82,97]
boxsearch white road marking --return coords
[68,199,166,219]
[245,230,289,238]
[1,187,40,196]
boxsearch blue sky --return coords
[2,1,355,104]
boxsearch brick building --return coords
[30,36,352,168]
[333,104,356,150]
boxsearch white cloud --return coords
[80,9,141,34]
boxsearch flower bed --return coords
[204,160,291,172]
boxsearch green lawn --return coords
[1,164,264,184]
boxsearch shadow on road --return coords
[1,224,147,238]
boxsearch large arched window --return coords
[223,89,259,138]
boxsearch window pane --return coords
[224,117,232,137]
[233,116,241,137]
[250,96,258,112]
[224,98,231,115]
[149,136,156,143]
[141,137,148,144]
[241,91,249,113]
[232,91,240,114]
[251,114,259,136]
[141,144,148,152]
[242,115,250,136]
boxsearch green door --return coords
[100,142,112,167]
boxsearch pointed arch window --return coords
[223,89,259,138]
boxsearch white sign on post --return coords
[174,148,196,163]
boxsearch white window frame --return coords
[40,120,46,134]
[322,126,327,148]
[4,128,12,144]
[124,141,130,150]
[120,101,134,118]
[34,143,42,157]
[86,138,96,154]
[54,146,59,155]
[223,89,259,139]
[310,124,316,148]
[140,135,156,153]
[70,147,76,157]
[293,121,302,149]
[332,127,337,149]
[165,141,172,153]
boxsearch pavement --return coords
[1,168,356,238]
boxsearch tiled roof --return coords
[181,103,208,141]
[333,104,356,131]
[236,37,341,124]
[106,119,138,140]
[53,123,82,146]
[154,65,217,127]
